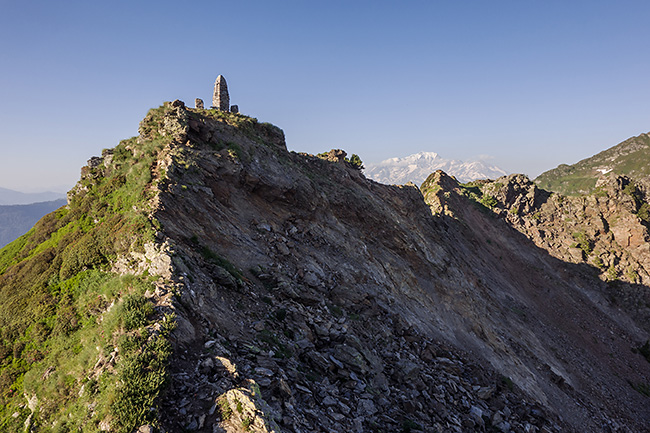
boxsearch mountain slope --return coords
[364,151,507,185]
[0,199,67,247]
[0,187,65,205]
[152,103,648,432]
[0,104,178,432]
[535,131,650,195]
[449,173,650,332]
[1,101,649,432]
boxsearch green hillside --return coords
[535,132,650,195]
[0,104,178,432]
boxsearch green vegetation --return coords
[499,375,514,390]
[1,271,174,432]
[535,133,650,196]
[570,231,593,256]
[623,182,650,225]
[227,142,244,160]
[606,265,618,281]
[315,151,364,170]
[536,170,597,197]
[257,330,292,359]
[328,304,344,318]
[480,194,498,209]
[0,103,177,432]
[626,265,639,283]
[638,203,650,224]
[592,256,604,269]
[204,109,259,133]
[630,381,650,397]
[197,109,285,149]
[273,308,287,322]
[594,186,608,198]
[346,154,364,170]
[459,182,499,212]
[217,396,233,420]
[190,236,243,281]
[402,418,423,432]
[111,313,174,432]
[633,340,650,364]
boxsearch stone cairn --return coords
[195,75,239,113]
[212,75,230,111]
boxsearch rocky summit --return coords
[0,100,649,433]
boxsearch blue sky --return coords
[1,1,650,192]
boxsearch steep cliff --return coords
[1,101,649,433]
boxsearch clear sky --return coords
[1,0,650,192]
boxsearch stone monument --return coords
[213,75,230,111]
[195,98,204,109]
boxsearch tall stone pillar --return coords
[213,75,230,111]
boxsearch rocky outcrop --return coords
[427,172,650,334]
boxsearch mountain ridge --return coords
[535,131,650,195]
[0,187,65,205]
[0,199,67,248]
[364,151,507,185]
[0,100,648,432]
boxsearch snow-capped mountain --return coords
[364,152,508,185]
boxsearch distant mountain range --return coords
[0,187,66,205]
[364,151,508,185]
[0,199,67,247]
[535,131,650,195]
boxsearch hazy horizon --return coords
[2,1,650,191]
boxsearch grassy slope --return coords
[0,104,177,433]
[535,132,650,195]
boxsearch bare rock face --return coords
[325,148,346,162]
[213,75,230,111]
